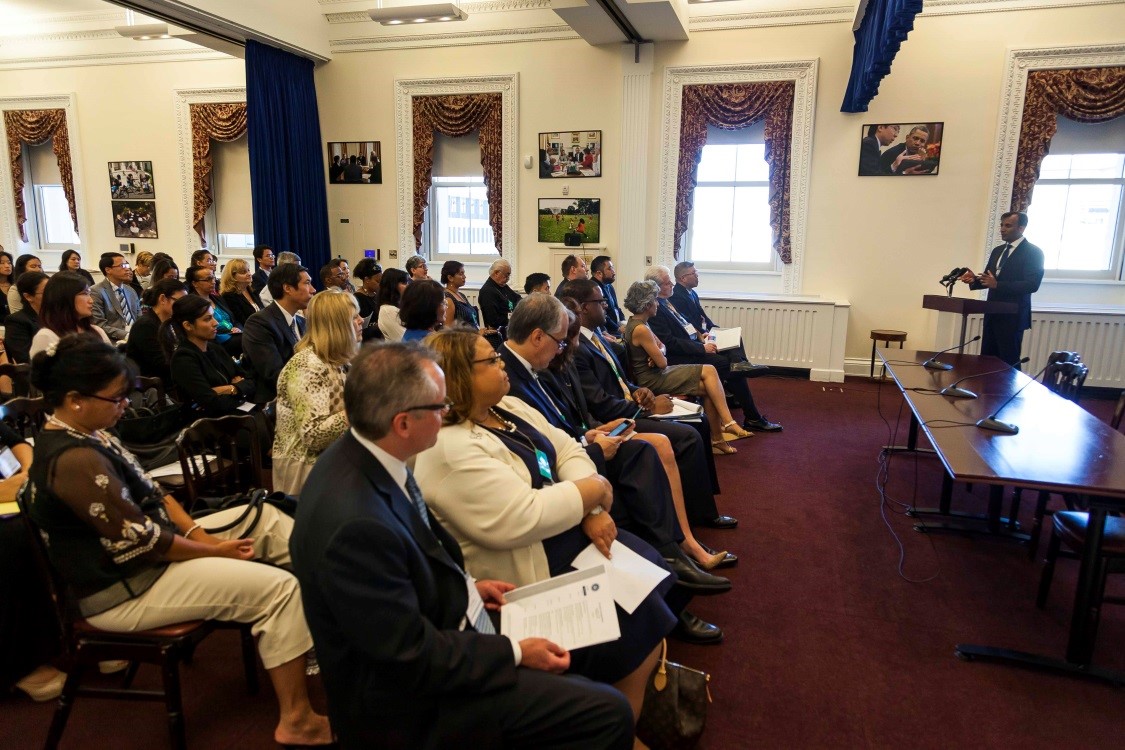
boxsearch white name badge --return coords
[683,323,698,337]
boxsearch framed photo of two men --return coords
[858,122,944,176]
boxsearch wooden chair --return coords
[0,362,34,399]
[15,492,258,750]
[175,414,265,511]
[0,396,48,439]
[135,375,167,407]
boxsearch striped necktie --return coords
[591,334,632,401]
[117,287,135,326]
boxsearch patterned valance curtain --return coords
[4,109,78,242]
[840,0,923,113]
[674,82,795,263]
[189,102,247,242]
[1011,66,1125,212]
[412,93,503,254]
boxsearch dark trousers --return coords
[981,315,1025,368]
[0,517,61,689]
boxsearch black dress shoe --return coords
[742,417,782,433]
[663,552,731,594]
[671,611,724,645]
[701,515,738,530]
[731,362,769,378]
[699,543,738,569]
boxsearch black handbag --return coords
[190,488,297,539]
[114,402,187,446]
[635,639,712,750]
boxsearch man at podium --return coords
[958,211,1044,367]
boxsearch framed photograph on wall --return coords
[327,141,382,184]
[112,201,158,239]
[538,131,601,178]
[858,122,944,176]
[538,198,600,243]
[108,160,155,199]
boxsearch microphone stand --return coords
[922,335,982,371]
[940,357,1030,399]
[976,363,1051,434]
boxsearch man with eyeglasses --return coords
[291,343,634,749]
[251,244,275,301]
[90,252,140,342]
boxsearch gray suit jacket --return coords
[90,279,141,342]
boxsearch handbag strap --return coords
[653,638,669,691]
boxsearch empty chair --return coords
[175,414,265,511]
[0,397,47,439]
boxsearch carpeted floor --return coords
[3,376,1122,749]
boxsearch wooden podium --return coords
[922,294,1017,347]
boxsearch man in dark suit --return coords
[251,244,275,298]
[90,252,141,342]
[566,279,737,535]
[554,254,588,300]
[646,266,782,433]
[879,125,935,175]
[241,263,314,402]
[291,343,633,749]
[858,124,899,176]
[959,211,1045,367]
[590,255,624,336]
[670,261,768,376]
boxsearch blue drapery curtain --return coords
[841,0,923,113]
[245,40,331,272]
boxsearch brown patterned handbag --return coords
[635,639,713,750]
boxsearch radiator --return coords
[957,309,1125,389]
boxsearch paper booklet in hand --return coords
[649,397,703,421]
[706,326,742,352]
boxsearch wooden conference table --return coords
[879,350,1125,683]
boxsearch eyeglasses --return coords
[542,330,568,351]
[402,399,453,415]
[196,276,216,283]
[472,353,503,367]
[110,263,131,270]
[81,392,130,406]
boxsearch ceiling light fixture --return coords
[113,22,172,41]
[368,3,468,26]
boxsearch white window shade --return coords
[1051,116,1125,155]
[705,121,765,146]
[212,135,253,234]
[432,131,483,176]
[28,140,62,184]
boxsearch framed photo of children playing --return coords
[858,122,943,176]
[108,161,155,199]
[539,131,602,178]
[538,198,600,243]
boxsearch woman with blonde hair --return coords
[219,258,264,327]
[272,291,363,494]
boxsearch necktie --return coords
[663,301,698,340]
[290,319,300,342]
[591,334,632,401]
[117,287,134,326]
[997,243,1011,272]
[405,469,494,634]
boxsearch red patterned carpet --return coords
[3,376,1122,749]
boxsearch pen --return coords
[631,406,643,420]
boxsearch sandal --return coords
[722,420,754,439]
[693,549,730,570]
[711,439,737,455]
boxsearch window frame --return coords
[424,175,499,263]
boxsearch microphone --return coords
[922,335,981,371]
[976,362,1051,435]
[940,357,1030,398]
[940,267,967,285]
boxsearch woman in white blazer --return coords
[413,328,677,725]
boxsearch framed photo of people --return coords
[327,141,383,184]
[108,161,155,199]
[858,122,943,176]
[539,131,601,178]
[112,201,158,239]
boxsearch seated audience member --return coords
[440,261,482,331]
[670,261,769,376]
[5,271,48,363]
[499,294,730,596]
[191,249,218,273]
[290,342,634,749]
[477,259,522,341]
[554,254,588,300]
[273,292,361,495]
[90,252,141,343]
[566,279,739,535]
[130,251,154,295]
[8,254,43,314]
[126,278,186,385]
[165,295,256,417]
[30,272,112,359]
[404,254,429,281]
[351,258,382,320]
[524,273,551,295]
[375,268,410,342]
[59,249,96,286]
[0,251,13,324]
[321,258,355,294]
[219,258,265,326]
[251,244,275,299]
[623,281,754,455]
[149,257,179,284]
[185,265,242,358]
[277,251,302,267]
[645,266,781,434]
[590,255,624,337]
[1,421,63,702]
[415,329,688,722]
[399,280,446,343]
[25,336,332,748]
[242,263,314,403]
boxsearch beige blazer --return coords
[413,396,597,587]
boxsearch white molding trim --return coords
[330,24,577,52]
[393,74,519,276]
[0,93,89,255]
[325,0,551,23]
[983,43,1125,267]
[0,47,229,71]
[655,59,819,296]
[172,86,247,255]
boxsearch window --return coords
[684,124,778,271]
[22,140,79,249]
[422,132,497,260]
[203,136,254,257]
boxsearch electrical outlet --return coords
[562,185,569,196]
[645,256,652,266]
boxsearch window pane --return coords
[433,183,494,255]
[696,145,737,182]
[1038,154,1070,180]
[689,187,735,262]
[1029,183,1121,271]
[1069,153,1125,179]
[730,186,772,263]
[734,144,768,182]
[38,185,79,245]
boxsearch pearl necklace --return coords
[486,408,516,432]
[46,414,111,447]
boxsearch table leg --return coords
[959,314,969,349]
[1066,506,1105,665]
[882,411,936,455]
[870,340,876,379]
[911,476,1027,541]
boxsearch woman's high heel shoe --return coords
[692,549,730,570]
[711,439,736,455]
[15,667,66,702]
[722,420,754,439]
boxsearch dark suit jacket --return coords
[594,279,624,336]
[291,433,517,748]
[859,136,886,176]
[669,284,714,334]
[220,290,264,327]
[648,300,708,361]
[477,278,521,331]
[969,239,1045,332]
[4,306,40,364]
[170,342,255,417]
[241,302,305,403]
[250,268,270,297]
[125,311,173,385]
